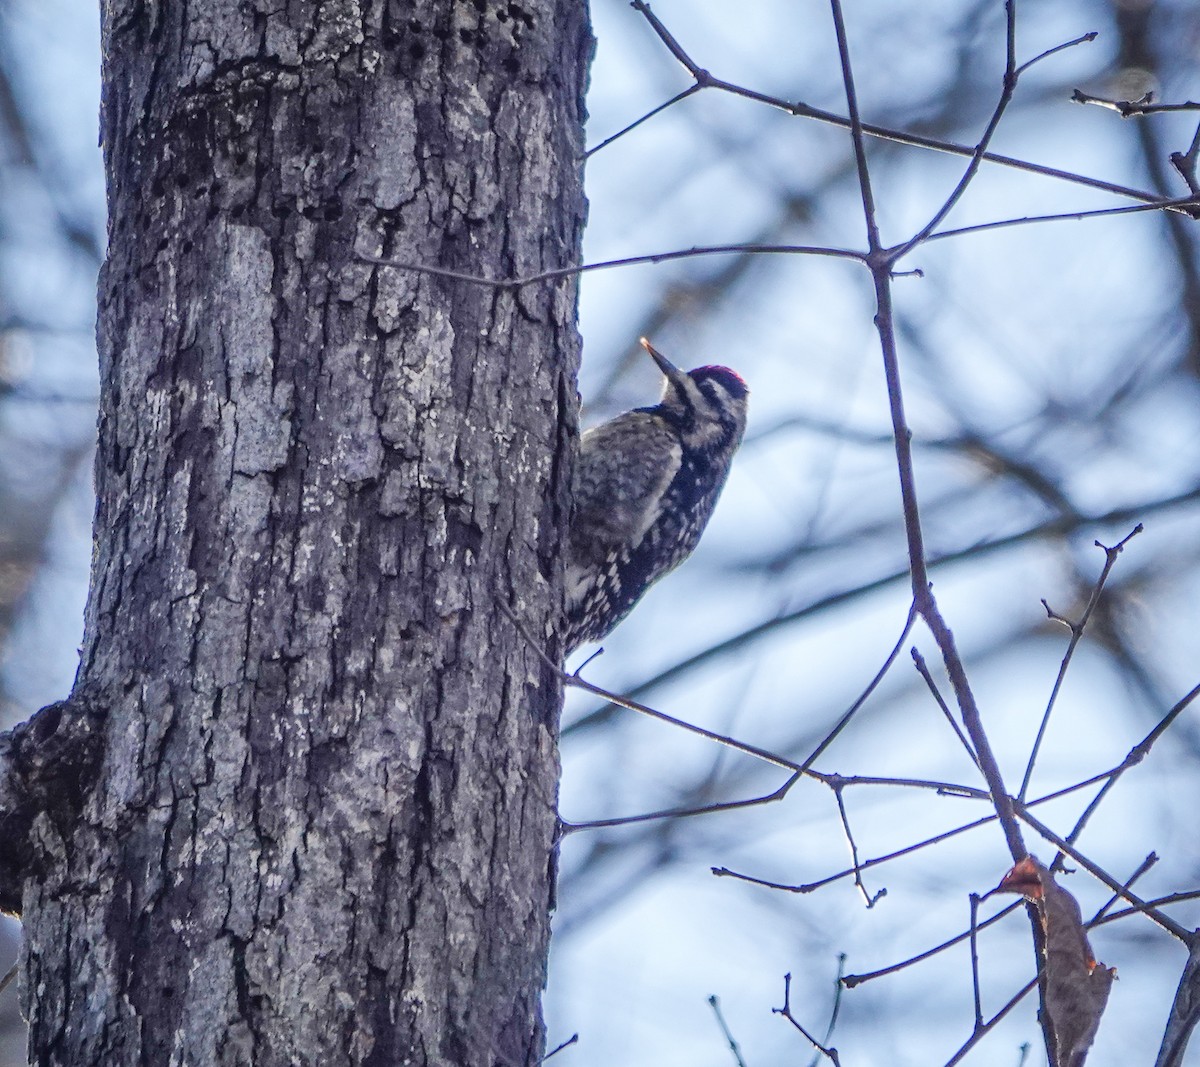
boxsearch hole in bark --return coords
[507,3,533,27]
[503,53,519,75]
[32,703,63,742]
[458,27,474,44]
[408,41,425,61]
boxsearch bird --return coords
[565,338,749,654]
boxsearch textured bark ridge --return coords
[14,1,590,1063]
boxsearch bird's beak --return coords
[640,338,688,387]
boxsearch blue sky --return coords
[3,0,1200,1063]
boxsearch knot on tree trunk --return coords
[0,690,108,914]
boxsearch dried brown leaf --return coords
[995,856,1116,1067]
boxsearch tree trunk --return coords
[12,0,589,1063]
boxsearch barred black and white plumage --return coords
[565,338,749,653]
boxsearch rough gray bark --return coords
[6,0,589,1063]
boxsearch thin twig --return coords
[843,902,1022,987]
[895,22,1102,258]
[911,647,980,767]
[1019,524,1143,799]
[816,955,847,1064]
[715,807,1000,897]
[1072,89,1200,116]
[716,678,1200,901]
[1170,120,1200,196]
[828,0,880,255]
[920,591,1027,860]
[564,771,800,833]
[498,597,798,779]
[927,193,1200,242]
[542,1034,579,1061]
[823,1,1018,883]
[1095,852,1158,922]
[360,241,865,291]
[714,760,1137,901]
[563,605,918,831]
[832,783,885,907]
[585,84,702,158]
[894,1,1019,258]
[888,0,1029,866]
[793,602,919,772]
[939,853,1157,1065]
[1015,806,1192,941]
[564,485,1200,740]
[1050,677,1200,869]
[1095,891,1200,927]
[626,1,1186,212]
[567,672,799,772]
[943,978,1039,1066]
[708,995,749,1067]
[774,973,842,1065]
[1154,938,1200,1067]
[969,893,984,1028]
[363,192,1200,297]
[1016,32,1097,76]
[811,773,984,798]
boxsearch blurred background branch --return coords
[4,0,1200,1063]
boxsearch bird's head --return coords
[641,338,749,446]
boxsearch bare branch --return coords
[894,1,1019,258]
[1072,89,1200,116]
[542,1034,579,1062]
[1019,524,1143,799]
[708,995,749,1067]
[1155,938,1200,1067]
[911,647,980,768]
[359,241,866,292]
[843,902,1022,988]
[1170,121,1200,197]
[585,84,702,158]
[943,979,1040,1066]
[969,893,984,1028]
[628,1,1188,211]
[1015,806,1193,942]
[831,782,886,908]
[774,973,842,1065]
[927,193,1200,242]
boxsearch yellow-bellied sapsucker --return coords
[565,338,749,653]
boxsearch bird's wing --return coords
[572,411,682,549]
